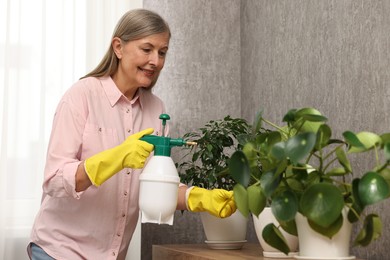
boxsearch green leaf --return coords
[233,184,249,218]
[315,124,331,150]
[262,223,291,255]
[384,142,390,161]
[282,109,298,124]
[343,131,365,149]
[274,159,288,177]
[381,133,390,144]
[271,191,298,222]
[346,131,382,153]
[357,131,382,148]
[252,110,263,135]
[348,178,365,223]
[271,142,286,161]
[260,171,281,198]
[229,151,250,187]
[242,142,258,168]
[326,167,347,176]
[279,219,298,236]
[290,164,310,182]
[358,171,390,206]
[296,108,326,121]
[295,107,327,133]
[348,202,362,224]
[285,132,317,164]
[285,177,304,192]
[354,214,382,246]
[335,146,352,173]
[266,131,283,147]
[378,168,390,192]
[248,184,266,217]
[308,213,343,239]
[300,183,344,228]
[300,114,328,122]
[380,133,390,143]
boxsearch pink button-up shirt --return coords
[30,76,167,259]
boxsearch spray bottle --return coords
[138,114,196,225]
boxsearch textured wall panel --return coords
[241,1,390,260]
[141,1,390,259]
[146,0,242,137]
[142,1,247,260]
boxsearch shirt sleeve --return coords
[42,98,86,199]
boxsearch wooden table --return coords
[152,243,365,260]
[153,243,279,260]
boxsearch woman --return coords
[28,9,235,260]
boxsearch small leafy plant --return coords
[229,107,390,254]
[178,115,251,190]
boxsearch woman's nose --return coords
[149,52,159,66]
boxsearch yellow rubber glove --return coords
[186,187,236,218]
[84,128,154,186]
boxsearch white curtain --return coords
[0,0,142,259]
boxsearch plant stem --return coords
[346,204,362,222]
[262,118,288,135]
[322,143,344,161]
[322,157,338,173]
[376,162,390,173]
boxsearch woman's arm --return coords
[75,162,92,192]
[176,185,189,210]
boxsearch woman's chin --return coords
[139,78,155,88]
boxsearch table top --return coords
[152,243,365,260]
[153,243,285,260]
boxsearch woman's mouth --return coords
[139,67,155,77]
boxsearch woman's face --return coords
[114,32,170,91]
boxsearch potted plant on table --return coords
[229,107,390,259]
[229,111,299,258]
[178,115,251,249]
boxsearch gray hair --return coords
[81,9,171,86]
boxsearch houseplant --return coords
[178,115,251,190]
[230,111,299,257]
[229,107,390,258]
[178,115,251,249]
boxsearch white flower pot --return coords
[253,207,299,258]
[200,211,248,249]
[295,208,355,259]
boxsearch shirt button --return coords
[127,171,130,175]
[124,191,128,196]
[127,129,131,133]
[112,252,116,256]
[122,213,126,217]
[117,233,121,237]
[126,109,130,113]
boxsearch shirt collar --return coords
[100,76,146,109]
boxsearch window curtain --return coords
[0,0,142,259]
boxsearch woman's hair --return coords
[81,9,171,82]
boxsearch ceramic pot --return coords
[200,210,248,249]
[295,208,354,259]
[253,207,299,258]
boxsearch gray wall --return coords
[142,1,390,260]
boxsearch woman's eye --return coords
[159,51,167,57]
[142,48,151,53]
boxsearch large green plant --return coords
[229,107,390,254]
[178,116,251,190]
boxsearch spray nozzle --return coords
[159,114,170,137]
[140,114,196,156]
[141,135,196,156]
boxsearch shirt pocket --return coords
[82,123,119,157]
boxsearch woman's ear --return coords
[112,37,122,59]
